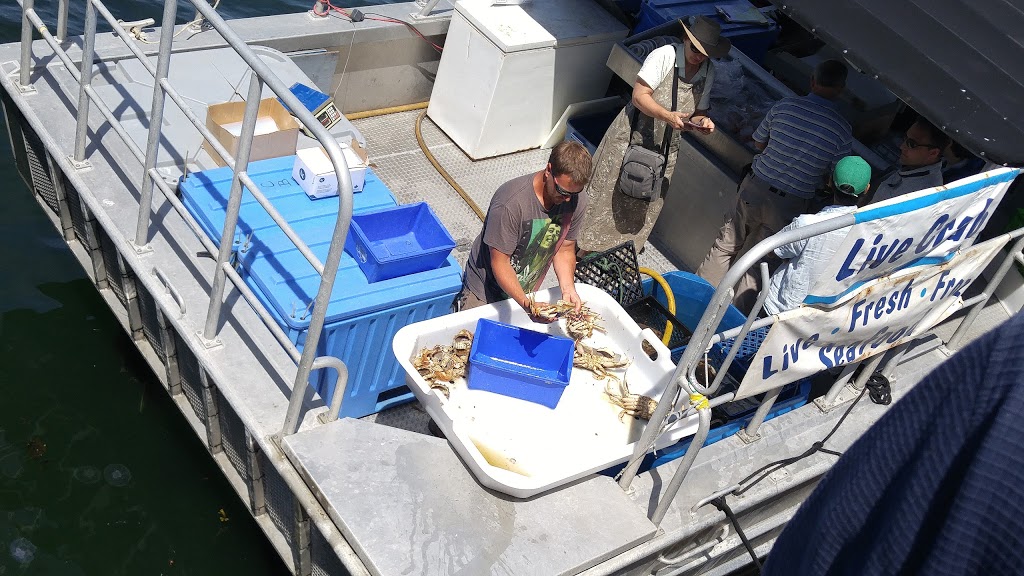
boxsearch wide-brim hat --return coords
[680,15,732,59]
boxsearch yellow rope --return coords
[344,101,428,120]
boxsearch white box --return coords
[291,143,368,199]
[427,0,627,159]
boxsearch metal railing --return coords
[17,0,352,435]
[616,189,1024,528]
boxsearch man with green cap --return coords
[763,156,871,315]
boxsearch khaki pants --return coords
[453,286,487,312]
[696,174,810,313]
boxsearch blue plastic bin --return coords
[178,155,397,243]
[345,202,456,283]
[632,0,779,64]
[180,158,463,418]
[467,319,575,409]
[565,108,621,155]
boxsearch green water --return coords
[0,1,351,573]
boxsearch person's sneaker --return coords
[427,419,445,438]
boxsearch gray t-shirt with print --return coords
[464,173,587,303]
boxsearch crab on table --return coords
[526,296,576,322]
[564,306,605,341]
[604,377,658,422]
[573,342,630,383]
[410,330,475,399]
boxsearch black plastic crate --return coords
[626,295,691,352]
[575,241,645,307]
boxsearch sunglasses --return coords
[553,179,576,198]
[903,135,939,150]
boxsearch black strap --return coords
[629,44,684,174]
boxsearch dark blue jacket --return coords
[764,311,1024,575]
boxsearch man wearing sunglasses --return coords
[459,141,592,322]
[869,117,949,204]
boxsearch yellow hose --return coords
[344,101,429,120]
[639,267,676,346]
[414,109,486,221]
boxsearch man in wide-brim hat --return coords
[577,15,732,255]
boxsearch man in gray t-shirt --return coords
[461,141,592,320]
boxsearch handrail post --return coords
[947,234,1024,349]
[133,0,178,252]
[56,0,70,42]
[72,0,99,167]
[202,73,262,345]
[739,385,782,441]
[651,407,712,525]
[19,0,35,91]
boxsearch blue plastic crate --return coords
[565,108,621,156]
[345,202,456,283]
[632,0,779,64]
[178,155,397,243]
[467,319,575,409]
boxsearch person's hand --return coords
[561,285,583,314]
[688,115,715,134]
[521,295,557,324]
[666,111,691,131]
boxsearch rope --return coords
[712,497,762,573]
[414,109,486,221]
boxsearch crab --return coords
[574,341,630,384]
[451,329,473,358]
[526,295,576,321]
[604,377,658,422]
[563,306,605,341]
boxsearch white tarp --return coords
[804,168,1019,307]
[734,235,1009,399]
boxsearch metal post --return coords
[19,0,35,90]
[202,73,262,344]
[947,234,1024,349]
[651,407,712,526]
[878,342,911,381]
[739,385,782,441]
[73,0,98,166]
[821,362,858,406]
[56,0,69,42]
[133,0,178,251]
[704,263,770,395]
[415,0,444,18]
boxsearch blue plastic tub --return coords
[632,0,779,64]
[345,202,456,283]
[467,319,575,409]
[565,108,621,156]
[178,155,397,243]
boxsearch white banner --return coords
[734,236,1009,399]
[805,168,1019,307]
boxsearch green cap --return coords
[833,156,871,196]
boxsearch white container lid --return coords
[454,0,627,53]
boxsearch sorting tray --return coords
[393,283,701,498]
[345,202,456,282]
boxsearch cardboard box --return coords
[203,99,300,167]
[291,142,368,199]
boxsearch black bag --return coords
[617,46,682,201]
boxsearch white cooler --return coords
[428,0,627,159]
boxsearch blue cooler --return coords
[178,155,398,242]
[179,156,463,418]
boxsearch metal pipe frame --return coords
[134,0,177,250]
[18,0,33,89]
[56,0,69,42]
[821,362,859,406]
[72,0,97,163]
[741,385,782,439]
[947,233,1024,349]
[703,263,771,396]
[203,72,262,343]
[651,407,712,525]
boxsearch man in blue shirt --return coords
[763,156,870,316]
[698,60,853,313]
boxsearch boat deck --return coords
[1,23,1015,576]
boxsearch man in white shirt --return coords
[870,117,948,204]
[764,156,871,315]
